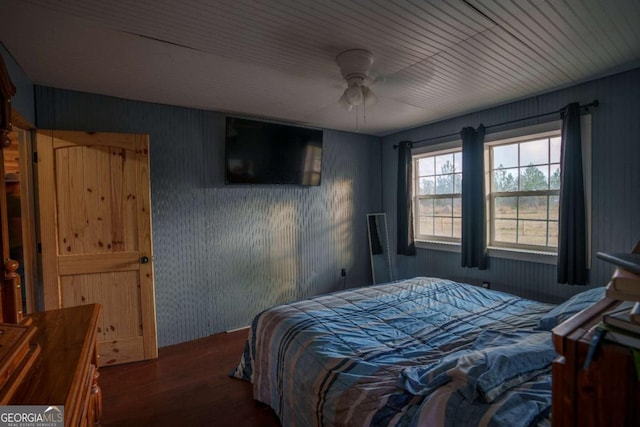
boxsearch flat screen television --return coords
[224,117,323,186]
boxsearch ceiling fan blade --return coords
[362,85,377,107]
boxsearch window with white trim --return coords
[488,131,561,252]
[411,118,590,260]
[413,148,462,242]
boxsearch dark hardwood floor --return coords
[100,329,281,427]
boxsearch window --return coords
[413,148,462,242]
[411,117,590,261]
[488,131,561,252]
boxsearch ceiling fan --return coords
[335,49,377,112]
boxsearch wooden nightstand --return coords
[2,304,102,426]
[552,297,640,426]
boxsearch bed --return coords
[232,277,604,426]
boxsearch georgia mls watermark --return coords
[0,406,64,427]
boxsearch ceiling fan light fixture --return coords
[344,81,364,106]
[336,49,374,81]
[338,92,354,111]
[336,49,377,111]
[338,81,377,110]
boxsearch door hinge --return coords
[33,152,38,162]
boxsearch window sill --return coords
[415,240,461,253]
[415,240,557,265]
[487,246,557,265]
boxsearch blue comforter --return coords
[232,277,556,426]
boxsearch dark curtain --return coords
[558,102,587,284]
[461,125,487,269]
[397,140,416,255]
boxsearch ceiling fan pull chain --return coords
[363,100,367,125]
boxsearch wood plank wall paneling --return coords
[34,87,382,347]
[383,67,640,304]
[30,66,640,344]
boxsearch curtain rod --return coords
[393,99,599,149]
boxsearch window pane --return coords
[549,195,559,219]
[434,198,452,216]
[489,132,562,250]
[419,177,435,195]
[453,197,462,216]
[454,173,462,193]
[418,157,435,176]
[453,218,461,238]
[519,220,548,246]
[550,137,561,163]
[494,196,518,219]
[519,165,548,191]
[520,139,548,165]
[434,217,453,237]
[519,196,548,220]
[418,199,434,216]
[493,144,518,168]
[435,154,455,174]
[495,219,517,243]
[412,148,463,243]
[418,216,434,236]
[436,175,454,194]
[548,221,558,247]
[493,167,519,192]
[549,164,561,190]
[454,152,463,173]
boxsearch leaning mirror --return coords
[367,213,393,284]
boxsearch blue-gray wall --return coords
[34,87,382,346]
[1,44,35,125]
[382,67,640,304]
[24,65,640,345]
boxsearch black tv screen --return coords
[224,117,323,186]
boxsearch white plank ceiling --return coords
[1,0,639,135]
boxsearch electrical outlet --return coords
[482,281,490,289]
[341,268,347,277]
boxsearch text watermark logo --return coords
[0,406,64,427]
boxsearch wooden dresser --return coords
[552,297,640,426]
[1,304,102,426]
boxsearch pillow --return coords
[536,287,606,331]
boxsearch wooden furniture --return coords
[0,51,22,323]
[2,304,102,427]
[0,50,16,148]
[0,321,39,402]
[2,258,22,322]
[552,297,640,426]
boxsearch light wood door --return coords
[36,130,157,366]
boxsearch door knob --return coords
[140,256,149,264]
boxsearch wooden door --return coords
[36,130,157,366]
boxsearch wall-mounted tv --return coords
[224,117,323,186]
